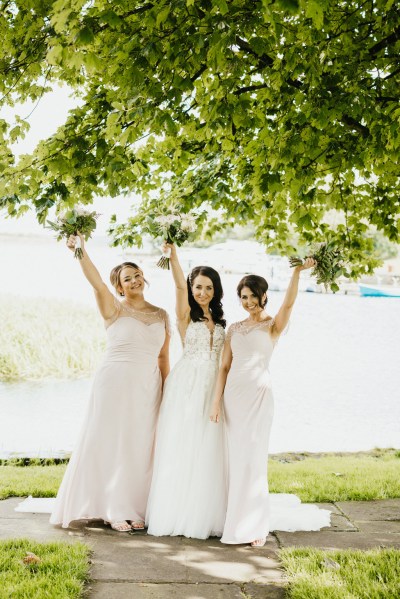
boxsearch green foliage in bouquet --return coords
[47,207,99,258]
[143,212,197,246]
[289,242,346,293]
[111,203,201,268]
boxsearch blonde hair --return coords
[110,262,146,296]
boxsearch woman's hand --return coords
[298,257,317,271]
[209,402,221,424]
[67,232,84,253]
[162,241,177,259]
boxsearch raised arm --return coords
[272,257,316,336]
[210,337,233,423]
[67,233,115,320]
[163,242,190,324]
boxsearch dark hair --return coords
[237,274,268,308]
[110,262,147,296]
[187,266,226,328]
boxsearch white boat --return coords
[359,283,400,298]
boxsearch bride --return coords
[146,243,227,538]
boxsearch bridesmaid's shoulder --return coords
[144,302,164,313]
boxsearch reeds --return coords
[0,295,105,381]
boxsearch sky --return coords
[0,85,134,236]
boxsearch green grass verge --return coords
[1,450,399,502]
[0,295,105,381]
[0,539,90,599]
[0,465,66,500]
[269,449,400,502]
[280,547,400,599]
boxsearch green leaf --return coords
[156,6,170,27]
[46,45,63,65]
[76,26,95,45]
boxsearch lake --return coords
[0,234,399,456]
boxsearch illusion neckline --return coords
[120,301,162,315]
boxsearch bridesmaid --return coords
[210,258,316,546]
[50,233,170,531]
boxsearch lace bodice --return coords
[182,321,225,362]
[227,318,277,370]
[226,318,276,343]
[105,297,171,333]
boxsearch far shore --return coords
[1,447,398,465]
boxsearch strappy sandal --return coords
[250,537,266,547]
[129,520,145,530]
[104,520,132,532]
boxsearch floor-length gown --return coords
[221,319,330,544]
[146,321,227,539]
[49,300,170,528]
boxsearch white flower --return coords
[57,210,68,222]
[154,215,170,226]
[75,205,91,216]
[155,213,179,227]
[180,215,197,232]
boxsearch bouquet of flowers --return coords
[47,206,100,259]
[289,242,345,292]
[143,209,198,269]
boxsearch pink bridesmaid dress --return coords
[50,300,169,528]
[221,319,277,544]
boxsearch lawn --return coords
[280,547,400,599]
[1,450,399,502]
[0,538,90,599]
[269,449,400,502]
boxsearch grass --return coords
[0,295,105,381]
[269,449,400,502]
[0,465,66,500]
[280,547,400,599]
[0,538,90,598]
[0,450,399,502]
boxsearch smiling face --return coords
[191,274,214,308]
[118,266,145,297]
[239,286,266,314]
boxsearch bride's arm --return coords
[210,339,233,423]
[272,257,316,336]
[163,242,190,325]
[67,233,115,320]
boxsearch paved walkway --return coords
[1,498,400,598]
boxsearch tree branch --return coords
[368,24,400,56]
[340,115,370,138]
[234,83,270,95]
[190,64,207,82]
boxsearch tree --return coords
[0,0,399,277]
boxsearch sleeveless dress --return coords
[221,319,330,544]
[49,300,170,528]
[146,320,228,539]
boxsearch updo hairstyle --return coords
[110,262,146,296]
[237,274,268,308]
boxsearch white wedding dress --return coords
[146,320,228,538]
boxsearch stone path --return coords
[1,497,399,598]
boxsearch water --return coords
[0,234,399,456]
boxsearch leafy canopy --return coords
[0,0,399,276]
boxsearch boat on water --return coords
[359,283,400,297]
